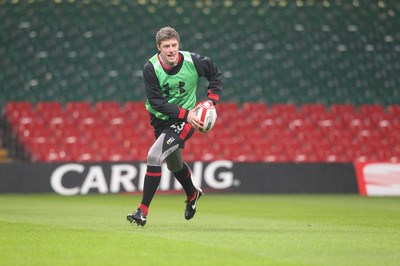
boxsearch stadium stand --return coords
[3,101,400,163]
[1,0,399,162]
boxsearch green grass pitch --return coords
[0,193,399,266]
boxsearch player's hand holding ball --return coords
[192,100,217,133]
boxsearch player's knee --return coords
[166,163,178,173]
[147,151,162,166]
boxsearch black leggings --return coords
[147,122,194,173]
[147,132,184,173]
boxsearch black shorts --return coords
[155,121,195,149]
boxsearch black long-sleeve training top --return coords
[143,51,223,128]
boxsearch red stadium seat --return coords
[95,101,120,111]
[300,104,326,115]
[387,104,400,116]
[36,102,62,112]
[358,104,385,115]
[5,101,33,118]
[270,103,297,114]
[216,102,239,121]
[217,102,239,112]
[329,104,356,115]
[65,101,92,111]
[123,101,149,121]
[270,103,298,122]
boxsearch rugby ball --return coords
[194,101,217,133]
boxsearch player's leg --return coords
[165,150,203,220]
[128,121,201,225]
[127,132,180,226]
[164,144,203,221]
[141,133,180,210]
[165,148,196,198]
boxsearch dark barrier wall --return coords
[0,161,358,195]
[235,163,358,193]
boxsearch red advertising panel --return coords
[355,162,400,196]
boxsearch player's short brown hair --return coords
[156,27,180,46]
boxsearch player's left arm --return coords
[191,52,223,106]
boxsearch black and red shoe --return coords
[184,188,203,220]
[127,208,147,227]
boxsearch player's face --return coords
[157,38,179,66]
